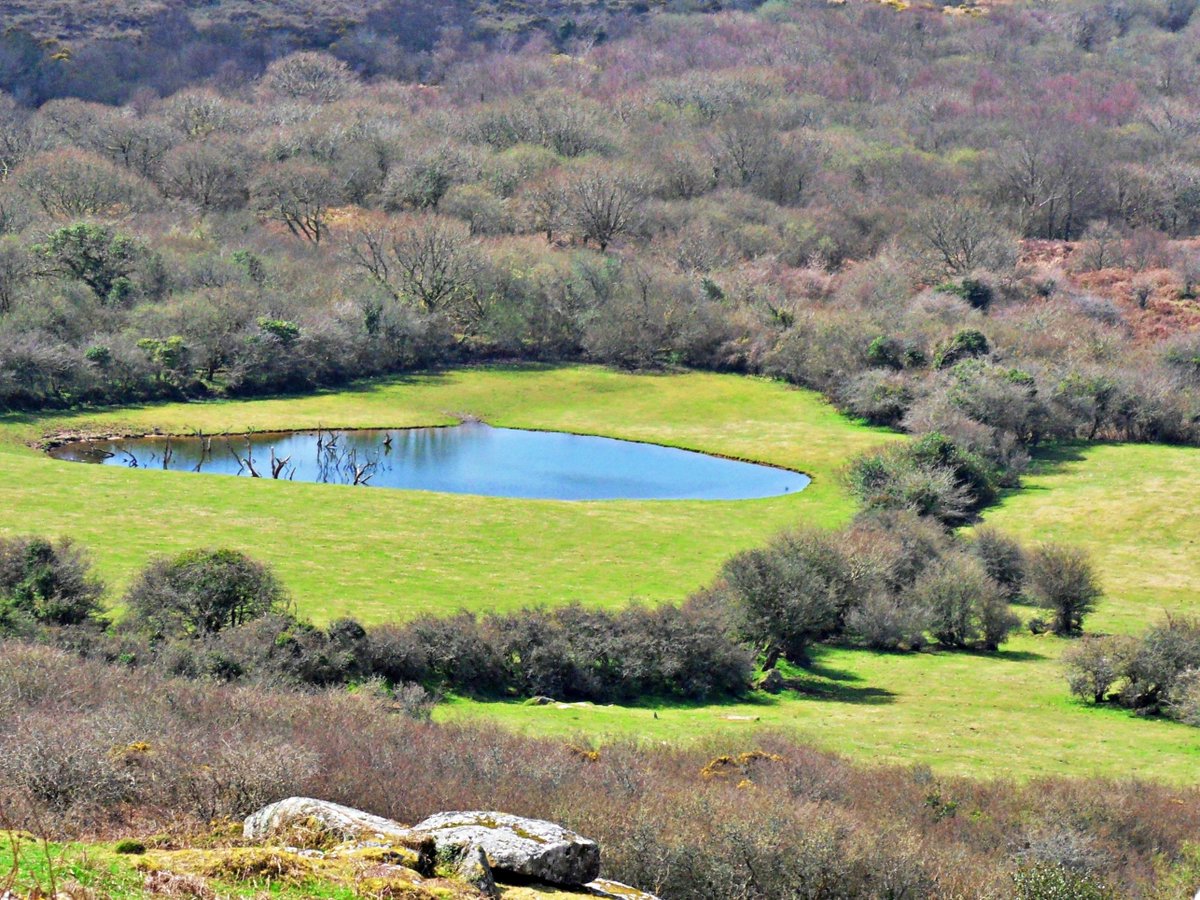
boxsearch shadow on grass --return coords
[0,369,463,431]
[976,646,1047,663]
[779,650,896,705]
[1023,442,1091,477]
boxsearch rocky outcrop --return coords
[452,844,499,898]
[413,810,601,886]
[242,797,433,870]
[238,799,650,896]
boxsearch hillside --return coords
[0,0,730,45]
[2,0,1200,895]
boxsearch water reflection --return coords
[49,423,811,501]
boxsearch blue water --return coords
[49,423,810,501]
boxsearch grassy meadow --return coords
[0,365,896,622]
[4,365,1198,782]
[441,439,1200,783]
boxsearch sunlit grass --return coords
[440,440,1200,782]
[7,368,1198,781]
[0,364,897,622]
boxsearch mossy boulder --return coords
[414,812,600,886]
[243,796,434,869]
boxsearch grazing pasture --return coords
[442,440,1200,782]
[7,365,1198,781]
[0,365,896,622]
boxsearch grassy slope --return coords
[981,443,1200,634]
[0,365,895,623]
[5,367,1198,781]
[442,441,1200,783]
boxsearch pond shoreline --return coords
[40,419,817,481]
[47,421,814,501]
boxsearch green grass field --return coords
[4,366,1198,782]
[981,443,1200,634]
[441,440,1200,783]
[0,365,896,622]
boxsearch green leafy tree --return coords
[125,548,289,638]
[34,223,147,304]
[256,318,301,348]
[137,335,190,384]
[933,328,990,369]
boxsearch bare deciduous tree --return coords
[566,164,645,252]
[912,197,1015,277]
[252,161,341,244]
[14,148,155,217]
[0,236,31,314]
[344,216,479,314]
[263,52,356,104]
[162,138,249,212]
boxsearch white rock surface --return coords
[243,797,419,844]
[413,810,601,885]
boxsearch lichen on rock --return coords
[414,811,600,886]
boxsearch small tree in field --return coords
[911,554,1017,650]
[718,529,854,667]
[125,549,289,638]
[1026,543,1102,636]
[1062,635,1136,703]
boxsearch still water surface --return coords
[49,423,811,501]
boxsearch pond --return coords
[48,423,811,501]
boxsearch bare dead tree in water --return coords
[347,448,377,485]
[225,438,261,477]
[194,433,212,472]
[242,438,261,477]
[269,447,293,480]
[161,438,173,470]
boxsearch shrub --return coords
[1120,616,1200,712]
[910,554,1017,650]
[1062,636,1136,703]
[717,529,855,666]
[842,509,954,594]
[844,593,931,651]
[0,536,105,632]
[1026,544,1102,635]
[1164,669,1200,726]
[1012,863,1114,900]
[124,549,289,639]
[936,277,994,311]
[846,450,973,526]
[933,329,989,369]
[841,369,913,426]
[404,613,507,696]
[906,432,999,510]
[969,527,1027,601]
